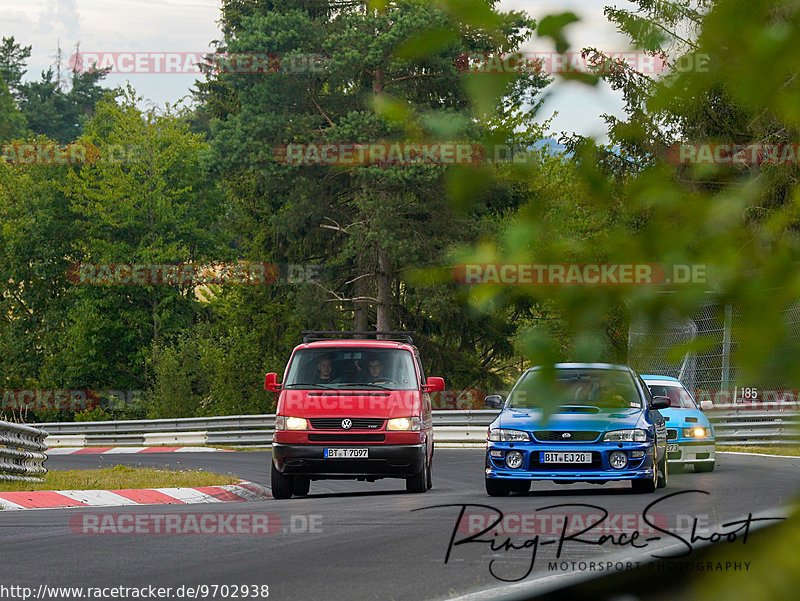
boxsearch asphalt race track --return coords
[1,450,798,601]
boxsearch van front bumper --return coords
[272,443,426,478]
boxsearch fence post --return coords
[721,303,732,392]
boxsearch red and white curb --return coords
[0,481,270,510]
[46,447,233,455]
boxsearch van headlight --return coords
[603,429,647,442]
[488,429,530,442]
[276,416,308,430]
[387,417,422,431]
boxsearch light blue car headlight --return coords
[603,429,647,442]
[682,427,711,438]
[488,428,530,442]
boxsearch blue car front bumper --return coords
[485,441,658,482]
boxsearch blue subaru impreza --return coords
[641,375,716,472]
[484,363,669,495]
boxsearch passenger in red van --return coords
[314,354,337,384]
[366,356,390,384]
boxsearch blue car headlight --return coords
[603,429,647,442]
[488,429,530,442]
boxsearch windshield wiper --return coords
[284,382,338,390]
[348,383,393,391]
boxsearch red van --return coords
[265,331,444,498]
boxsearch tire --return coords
[510,480,531,494]
[426,458,433,490]
[406,458,428,493]
[632,456,658,493]
[657,451,668,488]
[486,478,511,497]
[294,476,311,496]
[271,462,295,499]
[695,461,715,472]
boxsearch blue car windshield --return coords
[508,368,643,410]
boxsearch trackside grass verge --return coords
[0,464,239,493]
[718,445,800,457]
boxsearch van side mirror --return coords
[423,377,445,392]
[484,395,504,409]
[650,396,670,410]
[700,400,713,411]
[264,373,281,392]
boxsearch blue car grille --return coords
[667,429,679,440]
[532,431,601,442]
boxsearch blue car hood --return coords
[494,407,646,432]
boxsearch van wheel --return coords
[406,459,428,493]
[271,462,295,499]
[294,477,311,496]
[426,459,433,490]
[485,478,511,497]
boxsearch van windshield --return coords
[508,368,643,410]
[284,348,418,390]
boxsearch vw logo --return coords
[562,432,571,439]
[341,419,353,430]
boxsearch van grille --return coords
[309,418,385,430]
[308,434,385,442]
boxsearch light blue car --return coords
[641,375,715,472]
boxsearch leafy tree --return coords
[0,36,31,99]
[0,137,81,393]
[51,91,226,396]
[19,66,112,143]
[195,0,548,388]
[0,77,26,142]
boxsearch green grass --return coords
[718,445,800,456]
[0,464,239,492]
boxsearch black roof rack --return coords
[301,331,416,344]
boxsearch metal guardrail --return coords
[34,409,800,448]
[0,421,48,481]
[36,412,495,447]
[707,410,800,445]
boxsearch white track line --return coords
[718,451,800,459]
[56,490,140,506]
